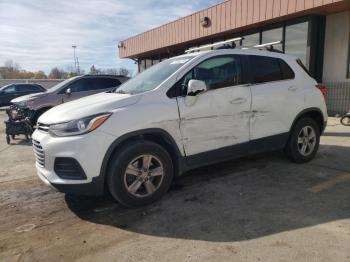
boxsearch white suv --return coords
[32,49,327,207]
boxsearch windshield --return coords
[115,56,195,95]
[48,76,79,93]
[0,84,12,91]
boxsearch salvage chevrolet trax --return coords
[32,49,328,207]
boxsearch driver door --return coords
[177,55,252,156]
[60,78,96,103]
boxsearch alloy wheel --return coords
[123,154,165,198]
[297,126,316,156]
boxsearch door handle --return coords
[288,86,298,92]
[230,97,247,104]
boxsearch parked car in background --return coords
[11,74,128,124]
[0,83,46,107]
[32,49,327,207]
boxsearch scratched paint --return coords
[178,85,252,155]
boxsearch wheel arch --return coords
[290,107,326,134]
[99,128,185,193]
[33,106,53,122]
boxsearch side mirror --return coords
[65,88,72,95]
[187,80,207,96]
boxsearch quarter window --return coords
[250,56,294,83]
[180,55,243,94]
[279,60,295,80]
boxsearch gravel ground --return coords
[0,113,349,262]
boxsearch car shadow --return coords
[65,145,350,242]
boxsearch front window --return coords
[242,32,260,47]
[116,56,195,95]
[50,77,79,93]
[179,55,243,95]
[262,27,283,52]
[285,22,309,69]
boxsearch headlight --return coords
[14,99,34,108]
[49,113,111,137]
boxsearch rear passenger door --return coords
[248,55,304,140]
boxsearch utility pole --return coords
[76,57,80,75]
[72,45,77,74]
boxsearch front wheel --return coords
[107,141,174,207]
[285,117,320,163]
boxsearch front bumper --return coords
[32,128,117,196]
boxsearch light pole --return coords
[72,45,77,74]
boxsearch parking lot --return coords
[0,111,349,262]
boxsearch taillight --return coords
[316,84,328,99]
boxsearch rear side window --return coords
[250,56,294,84]
[91,78,121,90]
[17,84,43,92]
[279,60,295,80]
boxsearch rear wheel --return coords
[107,141,174,207]
[285,117,320,163]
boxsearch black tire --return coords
[32,108,50,126]
[107,141,174,207]
[285,117,320,163]
[340,115,350,126]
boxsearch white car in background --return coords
[32,48,327,207]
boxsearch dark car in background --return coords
[0,83,46,107]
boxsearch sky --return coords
[0,0,223,75]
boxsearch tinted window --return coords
[69,79,92,92]
[278,60,295,79]
[16,84,43,92]
[250,56,282,83]
[91,78,121,90]
[180,55,242,94]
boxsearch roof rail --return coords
[241,41,283,53]
[185,37,243,53]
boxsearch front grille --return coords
[32,139,45,167]
[37,123,49,133]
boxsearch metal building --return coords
[119,0,350,86]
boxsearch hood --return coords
[38,92,140,124]
[11,92,46,103]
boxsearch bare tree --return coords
[118,67,131,77]
[4,60,20,71]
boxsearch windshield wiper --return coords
[115,90,127,94]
